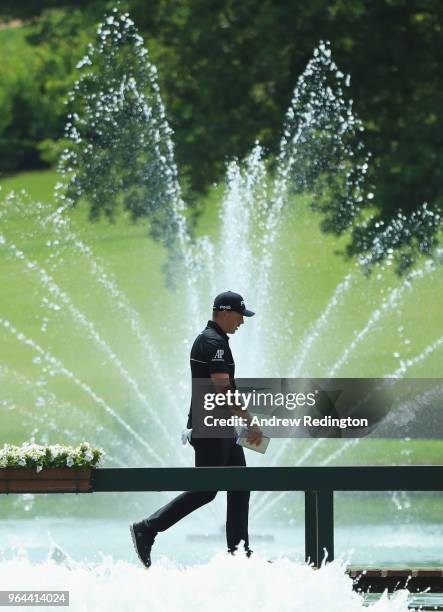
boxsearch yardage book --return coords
[236,430,270,454]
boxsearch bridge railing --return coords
[91,465,443,567]
[2,466,443,568]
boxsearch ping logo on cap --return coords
[212,291,255,318]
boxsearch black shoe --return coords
[130,521,156,568]
[227,544,253,558]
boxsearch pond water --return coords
[0,517,442,611]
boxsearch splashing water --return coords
[0,553,411,612]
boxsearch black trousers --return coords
[146,437,250,550]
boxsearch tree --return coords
[2,0,442,272]
[58,7,186,255]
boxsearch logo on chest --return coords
[213,349,225,360]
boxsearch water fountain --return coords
[0,7,442,610]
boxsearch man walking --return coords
[130,291,262,567]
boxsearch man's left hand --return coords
[246,424,263,446]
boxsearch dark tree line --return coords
[1,0,442,268]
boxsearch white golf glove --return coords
[181,428,192,446]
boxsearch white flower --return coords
[0,442,103,469]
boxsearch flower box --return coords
[0,467,93,494]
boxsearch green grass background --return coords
[1,169,442,440]
[0,169,442,518]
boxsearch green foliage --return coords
[348,203,442,274]
[1,0,442,271]
[25,9,95,157]
[0,27,41,169]
[59,7,185,256]
[275,41,370,236]
[0,10,94,171]
[1,1,443,214]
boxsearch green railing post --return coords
[305,489,334,567]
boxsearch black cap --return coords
[212,291,255,317]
